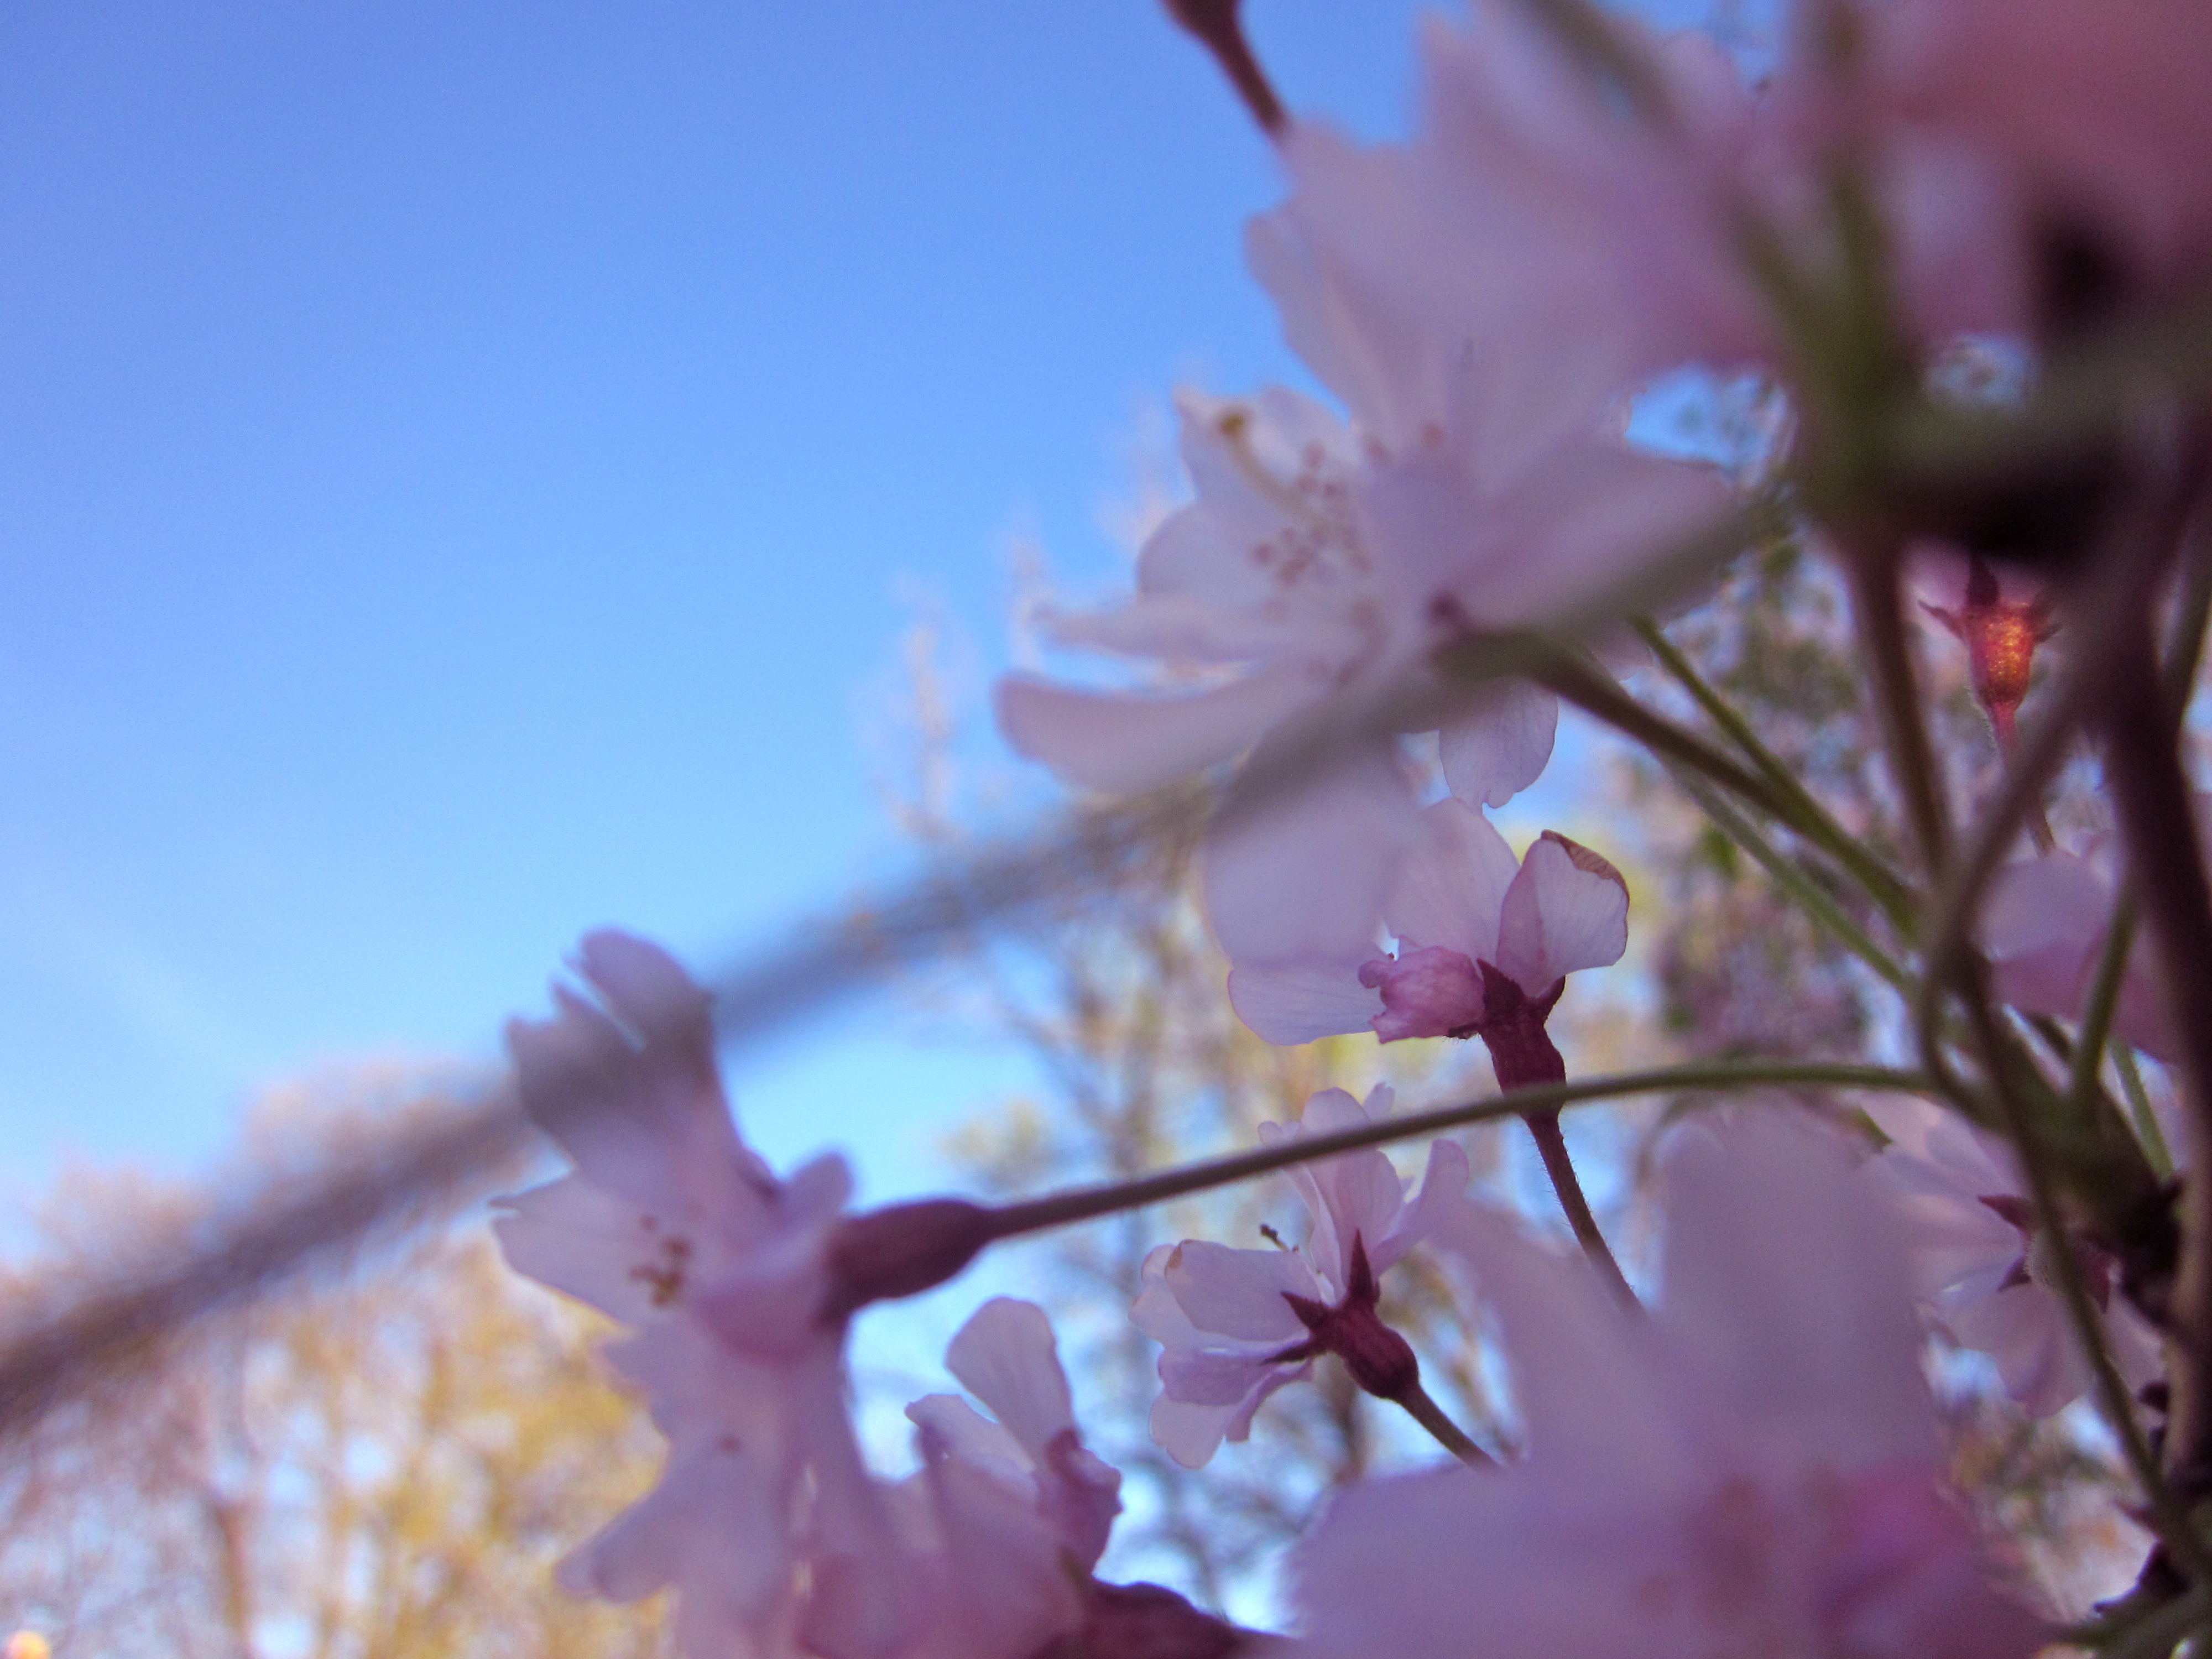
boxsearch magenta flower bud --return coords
[821,1198,997,1324]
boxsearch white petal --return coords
[1203,732,1420,966]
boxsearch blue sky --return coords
[0,0,1476,1214]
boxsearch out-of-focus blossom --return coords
[1227,797,1628,1082]
[900,1298,1245,1659]
[900,1298,1120,1659]
[1294,1113,2049,1659]
[1910,547,2056,748]
[1861,1098,2163,1417]
[1882,0,2212,330]
[1131,1084,1469,1467]
[494,932,911,1659]
[1259,0,2026,421]
[1981,837,2176,1064]
[1253,6,1765,420]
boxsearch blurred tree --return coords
[0,1076,669,1659]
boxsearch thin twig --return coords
[1522,1109,1637,1308]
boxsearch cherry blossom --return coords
[494,932,914,1659]
[1862,1097,2163,1417]
[1225,796,1629,1082]
[899,1297,1120,1658]
[1131,1083,1470,1467]
[1981,839,2175,1065]
[1293,1113,2048,1659]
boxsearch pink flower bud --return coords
[820,1198,996,1324]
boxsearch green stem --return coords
[1532,646,1917,927]
[1666,764,1912,993]
[1845,544,1953,877]
[1960,982,2204,1576]
[1391,1379,1494,1469]
[2120,1045,2176,1181]
[1634,616,1918,931]
[2068,899,2140,1125]
[983,1061,1936,1241]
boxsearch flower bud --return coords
[820,1198,996,1324]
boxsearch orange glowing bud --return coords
[1921,556,2057,749]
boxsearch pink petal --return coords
[1658,1115,1935,1469]
[1384,798,1518,961]
[1493,831,1628,995]
[1160,1241,1318,1343]
[1359,946,1487,1041]
[1225,957,1384,1045]
[1203,732,1419,968]
[993,665,1308,796]
[944,1297,1077,1466]
[1439,681,1560,810]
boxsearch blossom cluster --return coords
[484,0,2212,1652]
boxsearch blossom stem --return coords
[1161,0,1287,137]
[1390,1380,1494,1468]
[1522,1109,1636,1308]
[1530,645,1917,928]
[2119,1046,2177,1181]
[1845,544,1953,877]
[980,1061,1931,1245]
[1633,615,1918,931]
[1663,763,1912,993]
[1970,956,2209,1580]
[2095,609,2212,1486]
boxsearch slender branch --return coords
[1524,1109,1637,1308]
[1665,765,1913,993]
[2120,1046,2177,1181]
[2097,608,2212,1481]
[1392,1380,1494,1468]
[1633,615,1918,929]
[981,1061,1934,1242]
[1974,975,2204,1577]
[1532,644,1918,925]
[1844,542,1953,877]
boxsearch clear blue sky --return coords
[0,0,1489,1213]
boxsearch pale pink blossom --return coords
[1227,797,1628,1076]
[995,372,1715,1056]
[1131,1083,1470,1467]
[898,1298,1123,1659]
[1981,838,2176,1064]
[1293,1113,2048,1659]
[891,1298,1243,1658]
[1861,1097,2163,1417]
[1256,0,2030,420]
[494,932,912,1659]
